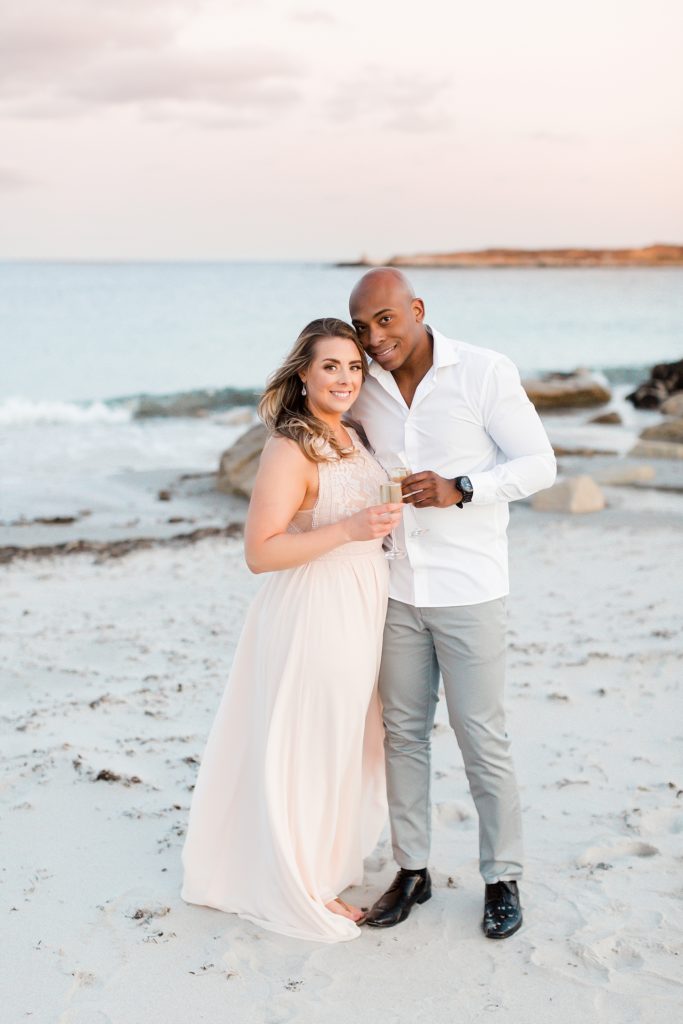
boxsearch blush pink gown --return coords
[181,428,389,942]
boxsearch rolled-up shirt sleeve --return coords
[467,356,557,505]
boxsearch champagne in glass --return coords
[380,481,403,504]
[389,465,429,538]
[379,482,406,559]
[390,466,410,483]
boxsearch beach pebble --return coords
[532,475,606,513]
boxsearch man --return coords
[348,268,556,938]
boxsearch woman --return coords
[181,318,403,942]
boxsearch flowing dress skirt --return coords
[181,543,389,942]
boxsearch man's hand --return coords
[401,471,462,508]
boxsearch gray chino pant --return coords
[378,596,523,883]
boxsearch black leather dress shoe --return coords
[363,869,432,928]
[482,880,522,939]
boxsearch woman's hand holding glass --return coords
[342,501,403,543]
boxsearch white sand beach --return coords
[2,491,682,1024]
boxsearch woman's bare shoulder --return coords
[260,434,313,471]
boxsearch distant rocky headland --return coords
[339,244,683,269]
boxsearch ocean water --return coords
[1,262,681,534]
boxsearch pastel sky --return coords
[1,0,681,260]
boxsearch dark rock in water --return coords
[133,387,262,419]
[626,358,683,408]
[639,417,683,443]
[522,370,611,409]
[157,489,172,501]
[588,411,622,425]
[34,515,79,526]
[11,515,80,527]
[626,380,670,408]
[217,424,268,499]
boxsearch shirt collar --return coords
[367,325,460,381]
[431,328,461,369]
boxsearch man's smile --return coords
[372,342,399,361]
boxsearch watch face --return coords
[460,476,473,493]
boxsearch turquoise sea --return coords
[1,262,681,534]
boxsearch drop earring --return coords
[301,383,307,396]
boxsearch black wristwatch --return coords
[454,475,474,508]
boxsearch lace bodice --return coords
[289,426,388,544]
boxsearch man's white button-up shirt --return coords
[350,328,557,608]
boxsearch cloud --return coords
[70,50,298,103]
[289,10,337,24]
[325,68,453,132]
[0,2,302,127]
[0,167,35,190]
[65,49,302,126]
[0,2,183,81]
[528,130,584,145]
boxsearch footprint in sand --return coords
[577,839,660,868]
[533,928,647,985]
[637,807,683,836]
[434,801,472,826]
[59,971,109,1024]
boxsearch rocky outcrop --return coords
[378,245,683,268]
[626,359,683,409]
[134,387,261,419]
[522,370,611,410]
[217,424,268,498]
[532,476,606,513]
[661,392,683,417]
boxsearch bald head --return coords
[348,267,428,374]
[349,267,416,310]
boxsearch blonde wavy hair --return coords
[258,318,368,462]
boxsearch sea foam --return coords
[0,397,132,426]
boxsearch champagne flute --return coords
[379,481,406,560]
[389,464,429,538]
